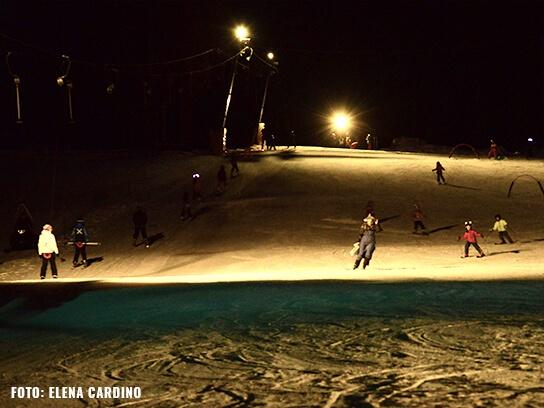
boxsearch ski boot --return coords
[477,253,485,258]
[353,259,361,270]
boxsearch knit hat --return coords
[42,224,53,231]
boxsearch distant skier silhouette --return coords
[432,161,446,184]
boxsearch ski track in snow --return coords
[1,317,544,407]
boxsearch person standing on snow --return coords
[432,161,446,184]
[412,204,427,234]
[192,173,203,201]
[71,217,89,267]
[132,206,148,247]
[230,152,239,178]
[287,130,296,149]
[458,220,485,257]
[490,214,514,244]
[353,213,379,270]
[488,139,498,159]
[38,224,59,279]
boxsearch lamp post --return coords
[56,55,75,123]
[6,52,23,124]
[222,25,252,153]
[257,51,278,125]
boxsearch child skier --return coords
[192,173,203,201]
[132,206,149,247]
[488,140,498,159]
[38,224,60,279]
[432,161,446,184]
[71,217,89,267]
[458,221,485,257]
[230,152,239,178]
[353,213,379,270]
[412,204,427,234]
[490,214,514,244]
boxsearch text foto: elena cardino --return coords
[11,386,142,399]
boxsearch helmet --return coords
[42,224,53,231]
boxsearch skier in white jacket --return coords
[38,224,59,279]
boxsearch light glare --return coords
[234,25,250,42]
[330,112,352,132]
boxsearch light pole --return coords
[257,52,278,125]
[56,55,75,123]
[6,52,23,124]
[222,25,252,153]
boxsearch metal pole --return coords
[15,81,22,123]
[258,72,272,124]
[222,58,238,152]
[67,83,74,123]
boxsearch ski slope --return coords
[1,147,544,283]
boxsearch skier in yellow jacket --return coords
[490,214,514,244]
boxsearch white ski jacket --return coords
[38,230,59,255]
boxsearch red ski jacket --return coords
[462,229,482,243]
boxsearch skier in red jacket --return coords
[458,220,485,257]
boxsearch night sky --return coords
[1,0,543,150]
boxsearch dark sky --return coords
[1,0,543,149]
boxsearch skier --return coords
[38,224,59,279]
[287,130,296,149]
[366,133,373,150]
[412,204,427,234]
[192,173,203,201]
[180,192,193,221]
[268,133,277,151]
[490,214,514,244]
[230,152,239,178]
[261,126,268,151]
[71,217,89,267]
[216,165,227,194]
[353,213,379,270]
[432,161,446,184]
[132,206,149,247]
[458,220,485,257]
[488,139,498,159]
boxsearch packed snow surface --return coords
[1,147,543,407]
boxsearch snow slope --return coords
[1,147,544,282]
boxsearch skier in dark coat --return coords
[287,130,297,149]
[353,213,379,270]
[432,161,446,184]
[230,152,239,178]
[132,206,148,247]
[71,218,89,267]
[412,204,427,234]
